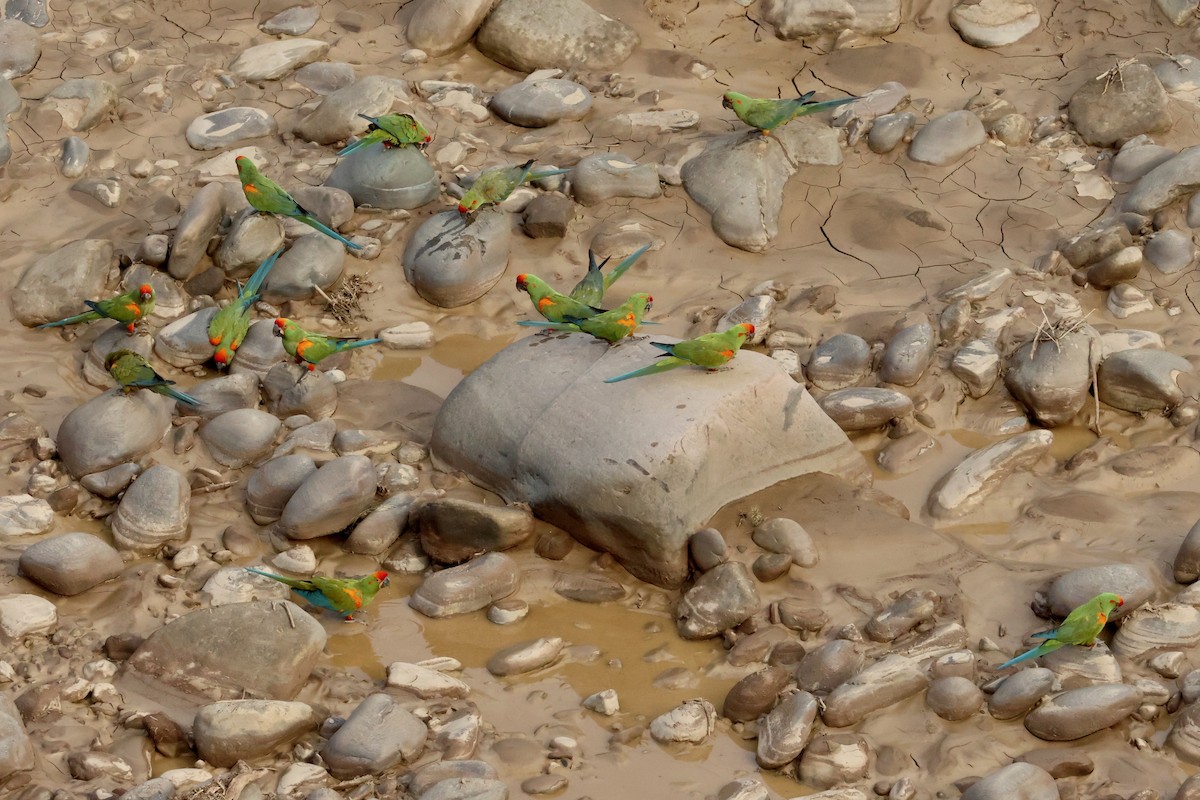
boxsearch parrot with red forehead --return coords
[516,273,604,324]
[245,568,389,621]
[235,155,363,250]
[456,159,571,216]
[604,323,755,383]
[273,317,382,371]
[722,90,859,136]
[38,284,155,334]
[207,247,283,370]
[517,292,653,345]
[339,112,432,156]
[996,592,1125,669]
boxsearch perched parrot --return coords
[208,248,283,369]
[245,567,390,621]
[518,292,653,345]
[273,317,382,371]
[339,112,432,156]
[516,273,604,324]
[569,243,653,307]
[604,323,756,383]
[105,349,201,407]
[996,592,1125,669]
[722,90,859,136]
[457,159,571,216]
[38,284,155,334]
[234,156,363,250]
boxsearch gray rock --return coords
[293,75,407,145]
[723,666,790,722]
[402,210,512,308]
[476,0,638,72]
[761,0,855,37]
[989,668,1054,719]
[1023,684,1141,741]
[186,107,277,151]
[230,38,329,81]
[295,61,356,95]
[421,777,508,800]
[487,636,564,676]
[169,183,226,280]
[522,193,574,238]
[154,307,220,368]
[278,455,376,539]
[409,552,520,617]
[880,321,935,386]
[908,110,986,166]
[201,409,281,468]
[325,142,439,210]
[867,112,916,153]
[117,778,176,800]
[1176,518,1200,583]
[261,4,320,35]
[822,655,928,727]
[1145,230,1195,273]
[752,518,817,568]
[215,209,286,279]
[41,78,117,131]
[6,0,47,25]
[246,456,317,525]
[961,763,1058,800]
[57,391,172,478]
[128,600,326,699]
[347,494,414,555]
[689,528,727,571]
[71,176,122,208]
[0,80,19,122]
[290,186,354,232]
[12,239,116,327]
[990,112,1032,146]
[926,676,984,721]
[718,295,774,344]
[649,697,716,744]
[1086,245,1143,288]
[1111,602,1200,658]
[1048,564,1155,620]
[571,153,661,206]
[798,734,871,789]
[222,319,286,380]
[681,121,842,252]
[0,695,32,781]
[263,363,338,418]
[406,0,497,56]
[185,373,261,420]
[807,333,870,390]
[1069,63,1171,147]
[1168,702,1200,765]
[18,532,123,596]
[79,462,141,498]
[193,699,316,767]
[1061,224,1131,268]
[59,136,89,178]
[432,335,865,587]
[676,561,761,639]
[418,498,534,564]
[1097,349,1192,413]
[321,693,427,778]
[755,690,818,769]
[1004,331,1092,427]
[927,430,1053,518]
[491,79,592,127]
[0,19,39,79]
[0,494,52,538]
[333,428,401,457]
[949,0,1039,47]
[0,120,9,168]
[110,465,190,552]
[1111,141,1176,183]
[261,234,345,301]
[819,388,914,432]
[867,589,938,642]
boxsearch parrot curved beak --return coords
[721,95,734,110]
[381,576,390,588]
[515,274,528,291]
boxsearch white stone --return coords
[386,662,471,698]
[583,688,620,715]
[0,494,54,537]
[0,594,57,638]
[380,322,435,349]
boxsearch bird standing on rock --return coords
[105,349,201,407]
[516,273,605,324]
[517,292,653,345]
[245,568,390,621]
[235,155,363,250]
[722,90,859,136]
[38,284,155,334]
[339,112,432,156]
[208,247,283,370]
[273,317,382,372]
[456,159,571,216]
[604,323,755,383]
[996,592,1124,669]
[568,243,653,308]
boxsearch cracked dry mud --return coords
[7,0,1200,799]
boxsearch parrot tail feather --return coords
[604,356,687,384]
[83,300,113,319]
[337,139,369,157]
[245,567,312,590]
[802,96,860,114]
[996,639,1062,670]
[242,247,285,299]
[602,242,652,291]
[37,310,102,328]
[528,168,571,180]
[517,320,577,331]
[335,338,382,353]
[648,341,676,355]
[163,386,203,408]
[356,113,380,124]
[294,214,364,250]
[1029,629,1060,640]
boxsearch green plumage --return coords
[207,248,283,369]
[604,323,755,383]
[38,284,155,333]
[569,243,652,307]
[722,90,859,134]
[519,292,653,345]
[235,156,363,250]
[273,317,382,370]
[105,349,200,407]
[245,567,389,620]
[516,273,602,324]
[997,592,1125,669]
[339,113,431,156]
[457,159,570,214]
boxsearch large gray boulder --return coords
[431,335,869,587]
[475,0,639,72]
[12,239,116,326]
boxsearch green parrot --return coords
[245,567,390,621]
[208,247,283,369]
[722,90,859,136]
[997,592,1125,669]
[457,159,571,215]
[38,284,155,334]
[105,349,201,407]
[604,323,756,383]
[518,292,653,345]
[339,113,432,156]
[569,243,653,307]
[273,317,382,371]
[235,156,363,250]
[516,273,604,324]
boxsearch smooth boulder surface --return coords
[56,391,172,478]
[0,695,33,781]
[18,532,123,596]
[402,210,512,308]
[406,0,498,56]
[12,239,115,326]
[324,142,440,210]
[1068,62,1171,147]
[475,0,639,73]
[192,700,317,767]
[431,335,868,587]
[320,693,427,779]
